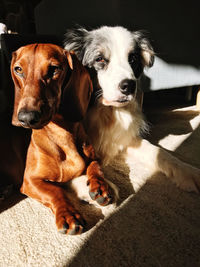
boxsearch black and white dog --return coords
[64,26,200,194]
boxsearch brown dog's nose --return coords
[18,110,41,128]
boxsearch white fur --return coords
[65,26,200,193]
[87,28,200,193]
[94,27,136,102]
[84,101,147,165]
[86,99,200,193]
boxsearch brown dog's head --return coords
[11,43,72,128]
[11,43,92,129]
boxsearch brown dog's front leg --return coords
[86,161,112,206]
[21,179,86,234]
[77,124,115,205]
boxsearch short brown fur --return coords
[11,43,113,234]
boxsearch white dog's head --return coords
[64,26,154,107]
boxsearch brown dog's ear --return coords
[64,50,73,70]
[61,52,93,122]
[10,51,22,126]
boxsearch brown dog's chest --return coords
[27,120,86,183]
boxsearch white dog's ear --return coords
[64,27,88,62]
[133,31,155,68]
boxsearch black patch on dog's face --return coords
[132,30,154,68]
[128,48,143,79]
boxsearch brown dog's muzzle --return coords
[16,90,56,129]
[16,84,56,129]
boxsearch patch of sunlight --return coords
[158,109,200,151]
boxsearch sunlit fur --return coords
[64,26,200,193]
[11,43,116,235]
[84,101,148,165]
[64,26,153,163]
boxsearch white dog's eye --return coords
[95,56,105,63]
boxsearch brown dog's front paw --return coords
[56,209,86,235]
[87,177,112,206]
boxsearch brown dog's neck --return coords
[51,113,76,131]
[43,114,78,137]
[31,115,79,151]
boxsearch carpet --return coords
[1,104,200,267]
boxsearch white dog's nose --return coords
[119,79,136,95]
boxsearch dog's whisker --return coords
[95,93,102,99]
[93,90,103,103]
[94,90,102,96]
[95,90,103,95]
[94,94,103,103]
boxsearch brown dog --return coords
[11,43,114,234]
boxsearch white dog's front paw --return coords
[174,165,200,193]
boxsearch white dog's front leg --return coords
[126,138,200,193]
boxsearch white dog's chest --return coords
[85,104,145,165]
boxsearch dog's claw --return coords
[57,207,86,235]
[63,221,69,230]
[88,178,113,206]
[59,218,85,235]
[67,220,85,235]
[96,195,112,205]
[59,222,69,234]
[89,190,97,200]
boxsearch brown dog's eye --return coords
[47,65,61,78]
[14,66,23,75]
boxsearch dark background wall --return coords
[35,0,200,66]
